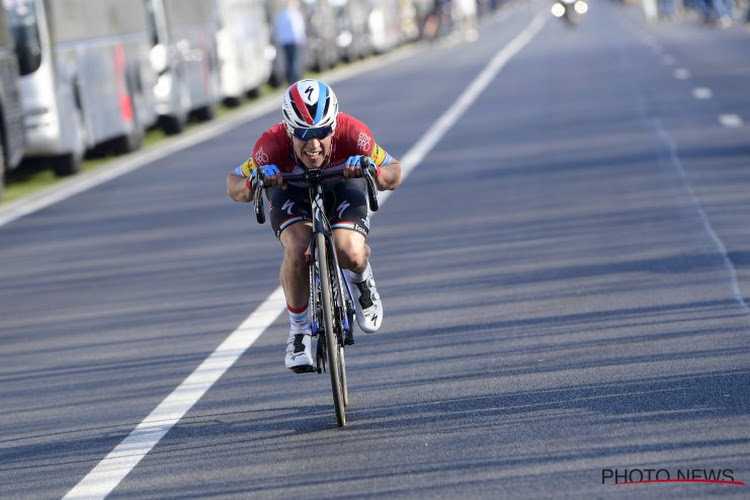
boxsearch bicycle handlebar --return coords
[251,162,379,224]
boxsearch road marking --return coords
[673,68,690,80]
[692,87,712,100]
[646,113,748,311]
[718,114,743,128]
[63,13,548,500]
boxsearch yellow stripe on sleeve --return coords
[369,144,389,166]
[240,158,258,178]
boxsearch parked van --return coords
[0,1,26,199]
[4,0,157,176]
[145,0,222,135]
[302,0,339,72]
[330,0,372,63]
[368,0,403,53]
[215,0,274,106]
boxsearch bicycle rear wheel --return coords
[317,233,347,426]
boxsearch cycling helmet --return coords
[282,79,339,139]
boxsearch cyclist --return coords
[227,79,402,372]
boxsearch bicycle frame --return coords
[304,169,357,359]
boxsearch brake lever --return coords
[252,172,266,224]
[361,158,379,212]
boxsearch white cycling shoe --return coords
[351,275,383,333]
[285,333,314,373]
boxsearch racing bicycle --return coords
[252,161,379,426]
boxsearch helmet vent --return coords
[289,101,304,125]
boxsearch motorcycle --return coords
[551,0,588,25]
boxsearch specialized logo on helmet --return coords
[299,82,320,107]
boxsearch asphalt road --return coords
[2,1,750,498]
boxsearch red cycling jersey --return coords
[235,113,392,177]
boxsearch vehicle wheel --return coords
[269,71,282,88]
[53,104,85,176]
[223,96,242,108]
[111,125,143,155]
[160,114,186,135]
[193,101,216,122]
[51,150,83,177]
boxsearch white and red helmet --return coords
[282,79,339,139]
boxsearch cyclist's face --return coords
[293,134,332,169]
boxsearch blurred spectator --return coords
[454,0,478,40]
[422,0,453,41]
[709,0,734,26]
[642,0,659,23]
[657,0,678,21]
[274,0,307,84]
[687,0,734,26]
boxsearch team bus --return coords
[145,0,221,135]
[215,0,274,106]
[0,1,26,199]
[4,0,157,176]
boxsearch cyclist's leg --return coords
[279,222,312,309]
[270,185,313,308]
[329,179,383,333]
[269,186,315,370]
[333,230,370,274]
[327,177,369,268]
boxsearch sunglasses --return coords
[293,126,332,141]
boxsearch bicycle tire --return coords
[317,233,347,426]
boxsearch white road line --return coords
[692,87,712,100]
[63,13,547,499]
[718,114,744,128]
[649,115,748,311]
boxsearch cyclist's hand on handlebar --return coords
[251,164,286,189]
[343,155,375,179]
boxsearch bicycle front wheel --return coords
[317,233,347,426]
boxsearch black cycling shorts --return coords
[268,177,371,239]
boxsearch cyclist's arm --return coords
[375,157,402,191]
[227,172,252,202]
[367,142,401,191]
[227,156,256,202]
